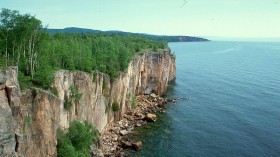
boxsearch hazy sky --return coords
[2,0,280,38]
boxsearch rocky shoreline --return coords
[93,94,177,157]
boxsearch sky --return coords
[1,0,280,39]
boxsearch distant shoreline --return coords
[46,27,209,42]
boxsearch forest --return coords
[0,8,167,90]
[47,27,209,42]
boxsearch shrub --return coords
[18,71,32,90]
[63,85,82,110]
[57,128,77,157]
[152,44,158,52]
[64,97,72,110]
[51,87,59,96]
[33,65,55,89]
[135,45,140,52]
[70,85,82,102]
[57,121,98,157]
[112,100,120,112]
[67,121,96,150]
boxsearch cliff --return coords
[0,49,175,157]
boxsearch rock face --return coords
[0,49,175,156]
[0,67,19,157]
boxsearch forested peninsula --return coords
[47,27,209,42]
[0,8,169,90]
[1,8,197,157]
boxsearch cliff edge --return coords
[0,49,175,157]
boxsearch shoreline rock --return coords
[98,93,174,157]
[145,113,157,122]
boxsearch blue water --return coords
[129,41,280,157]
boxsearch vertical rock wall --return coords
[0,49,175,157]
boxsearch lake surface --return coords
[129,41,280,157]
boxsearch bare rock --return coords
[0,83,5,90]
[111,127,121,134]
[121,140,132,148]
[132,141,142,150]
[119,130,129,136]
[0,73,5,84]
[96,149,104,157]
[150,93,157,98]
[145,113,157,122]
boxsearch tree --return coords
[1,8,169,90]
[0,8,19,66]
[0,8,45,79]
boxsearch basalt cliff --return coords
[0,49,175,157]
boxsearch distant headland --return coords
[47,27,209,42]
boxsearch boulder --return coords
[121,140,132,148]
[119,152,129,157]
[132,141,142,150]
[120,130,129,136]
[96,149,104,157]
[90,145,104,157]
[150,93,157,98]
[145,113,157,122]
[110,127,121,134]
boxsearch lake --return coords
[128,41,280,157]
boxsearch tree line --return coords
[47,27,209,42]
[0,8,167,89]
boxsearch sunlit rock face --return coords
[0,49,175,157]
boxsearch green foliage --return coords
[0,56,5,68]
[47,27,208,42]
[112,100,120,112]
[24,115,32,126]
[67,121,97,150]
[1,8,168,91]
[57,121,98,157]
[33,65,55,89]
[57,128,78,157]
[18,71,32,90]
[69,85,82,102]
[131,96,137,109]
[152,44,158,52]
[0,8,44,79]
[51,87,59,96]
[63,85,82,110]
[64,97,72,110]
